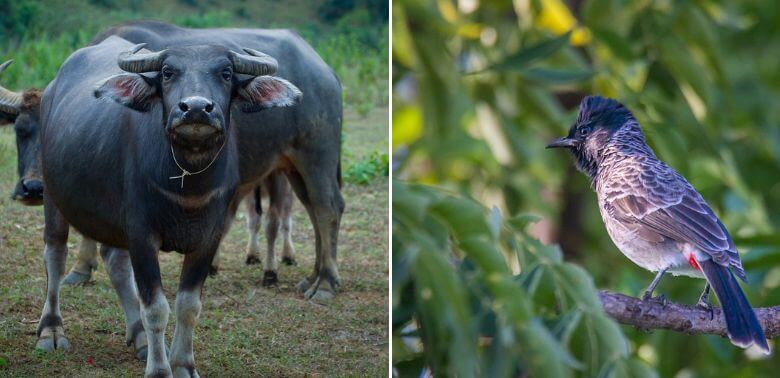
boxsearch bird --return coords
[546,95,769,354]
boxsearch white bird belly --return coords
[603,217,704,279]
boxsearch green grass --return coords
[0,1,388,115]
[0,106,388,377]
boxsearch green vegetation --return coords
[0,0,388,115]
[393,0,780,376]
[345,151,389,185]
[0,0,388,375]
[393,182,653,377]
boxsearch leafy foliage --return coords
[394,0,780,376]
[393,181,655,377]
[345,151,389,185]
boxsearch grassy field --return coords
[0,106,388,376]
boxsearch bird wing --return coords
[601,158,746,280]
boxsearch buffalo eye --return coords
[162,67,174,81]
[221,69,232,82]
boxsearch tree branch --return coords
[598,291,780,338]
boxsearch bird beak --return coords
[546,137,577,149]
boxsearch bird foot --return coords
[642,292,667,307]
[696,300,714,320]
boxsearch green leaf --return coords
[516,264,544,296]
[459,236,510,274]
[508,213,542,230]
[598,357,658,378]
[552,310,583,347]
[481,32,572,73]
[550,263,603,312]
[393,354,427,377]
[413,249,478,376]
[519,318,583,375]
[429,196,492,238]
[520,67,595,84]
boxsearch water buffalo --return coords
[0,60,298,288]
[92,21,343,294]
[0,61,44,205]
[37,36,303,376]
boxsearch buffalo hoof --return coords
[307,287,335,305]
[281,256,297,266]
[145,367,173,378]
[61,271,92,286]
[208,265,219,277]
[304,277,337,304]
[245,255,261,265]
[295,278,312,293]
[262,271,278,287]
[36,327,71,352]
[173,366,199,378]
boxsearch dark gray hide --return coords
[93,21,345,300]
[36,36,302,376]
[0,61,44,205]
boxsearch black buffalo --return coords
[3,21,344,297]
[0,65,297,288]
[92,21,344,301]
[36,36,302,376]
[0,60,44,205]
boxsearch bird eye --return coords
[580,126,592,136]
[221,69,232,81]
[162,67,174,80]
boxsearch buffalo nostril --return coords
[179,102,189,112]
[22,180,44,197]
[205,102,214,113]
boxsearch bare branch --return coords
[598,291,780,338]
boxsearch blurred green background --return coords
[0,0,388,118]
[0,0,389,182]
[393,0,780,376]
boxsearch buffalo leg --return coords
[287,156,343,304]
[262,175,282,286]
[62,237,99,285]
[35,193,71,351]
[244,188,262,265]
[210,196,242,275]
[129,238,171,377]
[170,250,215,378]
[100,245,149,360]
[278,176,296,266]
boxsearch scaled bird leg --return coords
[642,268,668,301]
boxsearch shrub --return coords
[344,151,388,185]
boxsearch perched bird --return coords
[547,95,769,353]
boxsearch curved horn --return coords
[117,43,167,73]
[0,60,22,115]
[229,48,278,76]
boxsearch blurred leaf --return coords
[552,310,583,346]
[508,213,542,229]
[429,196,492,239]
[478,32,572,73]
[520,67,595,84]
[520,318,583,375]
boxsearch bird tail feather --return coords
[699,259,770,354]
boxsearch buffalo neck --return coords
[139,119,239,200]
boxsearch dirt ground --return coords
[0,107,389,377]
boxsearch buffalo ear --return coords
[94,74,158,112]
[236,76,302,113]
